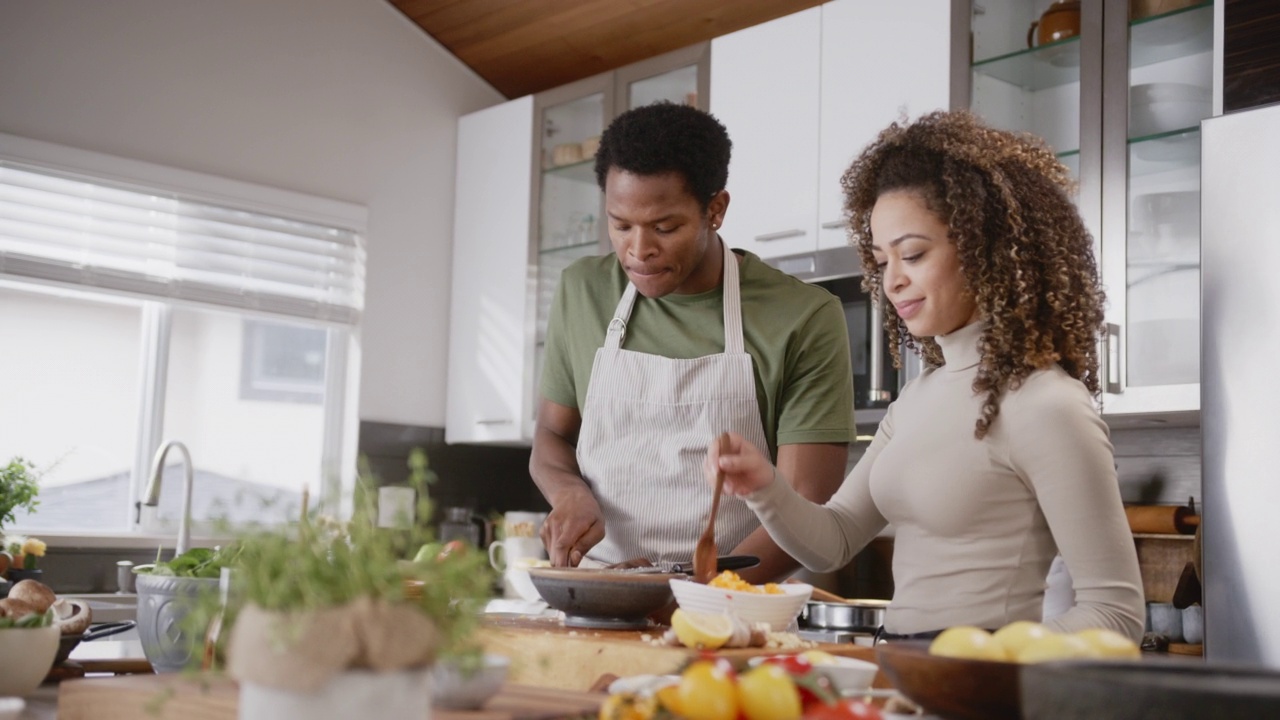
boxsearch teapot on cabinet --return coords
[1028,1,1081,48]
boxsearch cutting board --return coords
[479,615,887,691]
[57,674,604,720]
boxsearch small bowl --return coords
[748,653,878,694]
[430,654,511,710]
[528,567,679,629]
[668,578,811,631]
[0,698,26,720]
[0,625,59,697]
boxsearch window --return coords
[0,133,367,536]
[241,320,327,404]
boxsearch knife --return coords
[609,555,761,574]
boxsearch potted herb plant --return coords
[1,457,43,588]
[224,450,493,720]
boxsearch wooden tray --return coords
[479,614,886,691]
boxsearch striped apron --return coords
[576,241,769,566]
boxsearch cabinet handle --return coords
[1104,323,1123,395]
[820,220,846,230]
[754,229,806,242]
[866,290,893,406]
[476,419,513,426]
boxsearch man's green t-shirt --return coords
[540,248,856,460]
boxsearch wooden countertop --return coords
[53,675,605,720]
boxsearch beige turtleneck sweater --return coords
[747,321,1145,640]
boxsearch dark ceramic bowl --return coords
[876,640,1021,720]
[54,618,137,666]
[527,567,681,630]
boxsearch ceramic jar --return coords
[1028,1,1081,48]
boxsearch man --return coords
[530,102,855,582]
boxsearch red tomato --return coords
[436,540,469,560]
[694,652,738,681]
[801,699,882,720]
[762,654,814,676]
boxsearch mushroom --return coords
[0,597,40,620]
[8,579,56,614]
[52,598,92,636]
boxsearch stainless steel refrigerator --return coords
[1202,101,1280,667]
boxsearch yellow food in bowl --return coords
[707,570,783,595]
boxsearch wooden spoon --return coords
[693,432,732,584]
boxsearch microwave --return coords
[766,246,921,428]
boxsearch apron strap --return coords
[720,239,744,355]
[606,237,746,354]
[605,283,639,350]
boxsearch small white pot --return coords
[0,625,58,697]
[239,667,431,720]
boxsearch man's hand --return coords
[704,431,777,497]
[541,486,606,566]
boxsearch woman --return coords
[705,110,1145,641]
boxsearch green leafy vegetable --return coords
[137,544,241,578]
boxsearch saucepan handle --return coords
[81,620,136,642]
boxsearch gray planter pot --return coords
[135,573,219,673]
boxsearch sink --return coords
[61,593,137,623]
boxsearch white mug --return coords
[489,536,548,601]
[488,536,546,572]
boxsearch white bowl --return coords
[0,698,24,720]
[668,579,811,631]
[0,625,59,697]
[748,653,879,694]
[1130,83,1210,137]
[507,558,550,604]
[430,654,510,710]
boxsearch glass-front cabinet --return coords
[955,0,1215,417]
[448,44,707,444]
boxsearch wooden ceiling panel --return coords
[388,0,824,98]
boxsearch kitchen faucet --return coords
[137,440,194,556]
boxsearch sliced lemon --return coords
[799,649,838,665]
[671,609,734,650]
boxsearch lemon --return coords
[929,626,1008,661]
[992,621,1055,658]
[677,661,740,720]
[1075,628,1141,659]
[737,664,802,720]
[800,649,838,665]
[671,609,734,650]
[1016,633,1098,663]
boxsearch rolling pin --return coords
[1125,505,1199,535]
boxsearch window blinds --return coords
[0,161,366,324]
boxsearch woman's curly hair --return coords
[841,110,1105,439]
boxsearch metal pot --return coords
[801,599,889,633]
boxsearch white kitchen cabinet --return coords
[817,0,953,249]
[446,96,536,444]
[955,0,1214,417]
[711,8,822,260]
[711,2,952,260]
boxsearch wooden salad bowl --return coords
[875,639,1021,720]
